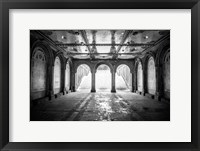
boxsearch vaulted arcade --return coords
[30,30,170,121]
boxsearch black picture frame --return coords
[0,0,199,150]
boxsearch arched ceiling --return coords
[39,30,169,59]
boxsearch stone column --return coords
[131,72,136,92]
[111,70,116,93]
[71,67,76,92]
[49,65,55,100]
[91,69,96,92]
[155,65,163,101]
[61,65,66,95]
[142,66,147,96]
[110,30,117,53]
[91,30,97,54]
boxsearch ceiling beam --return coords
[56,43,154,47]
[116,30,133,53]
[141,33,170,55]
[65,52,141,56]
[91,30,97,53]
[110,30,117,53]
[35,31,67,54]
[79,30,92,53]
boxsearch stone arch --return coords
[145,51,156,61]
[115,61,133,73]
[53,56,62,94]
[76,64,91,75]
[75,64,91,91]
[95,61,113,73]
[31,47,47,100]
[134,58,143,71]
[116,64,132,91]
[155,44,170,100]
[53,53,66,94]
[146,56,156,95]
[134,58,143,93]
[143,52,156,71]
[54,53,65,67]
[74,61,92,74]
[116,64,131,73]
[65,60,71,91]
[95,63,112,91]
[158,46,170,100]
[65,58,74,91]
[155,43,170,66]
[31,41,55,99]
[67,58,73,69]
[161,48,170,99]
[31,40,54,66]
[143,53,156,95]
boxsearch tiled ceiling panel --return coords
[40,30,169,59]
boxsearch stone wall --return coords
[31,48,47,100]
[163,52,170,99]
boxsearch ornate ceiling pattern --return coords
[40,30,169,59]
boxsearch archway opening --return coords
[53,56,61,94]
[137,61,143,92]
[96,64,111,92]
[65,62,70,91]
[75,64,91,92]
[147,57,156,95]
[116,64,132,92]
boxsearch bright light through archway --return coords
[96,64,111,92]
[116,64,132,92]
[76,64,91,92]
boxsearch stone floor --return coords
[30,91,170,121]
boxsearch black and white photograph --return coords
[30,30,170,121]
